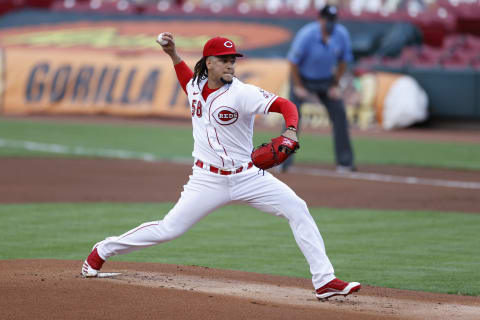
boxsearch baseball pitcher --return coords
[81,33,360,300]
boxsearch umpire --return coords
[281,4,355,173]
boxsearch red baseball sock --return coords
[86,248,105,270]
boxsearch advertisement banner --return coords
[2,48,288,118]
[0,16,293,118]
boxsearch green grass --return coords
[1,118,479,169]
[0,119,193,160]
[0,202,478,296]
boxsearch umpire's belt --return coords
[195,159,253,175]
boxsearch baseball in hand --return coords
[157,33,168,46]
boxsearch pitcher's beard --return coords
[221,77,233,85]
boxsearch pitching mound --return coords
[1,260,479,320]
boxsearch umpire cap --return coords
[319,5,338,20]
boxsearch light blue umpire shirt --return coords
[287,21,353,80]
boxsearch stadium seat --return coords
[400,45,422,64]
[460,34,480,51]
[471,55,480,70]
[380,56,405,68]
[443,34,463,50]
[410,45,445,67]
[442,57,472,70]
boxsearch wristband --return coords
[286,126,297,132]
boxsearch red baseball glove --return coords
[251,135,299,170]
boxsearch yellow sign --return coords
[2,48,289,118]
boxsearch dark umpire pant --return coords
[281,76,355,171]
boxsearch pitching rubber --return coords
[96,272,122,278]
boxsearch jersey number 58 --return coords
[191,100,202,118]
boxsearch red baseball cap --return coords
[203,36,243,57]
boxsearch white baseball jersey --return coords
[186,77,277,169]
[93,72,338,292]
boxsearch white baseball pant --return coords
[96,165,335,289]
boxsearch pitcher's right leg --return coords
[82,168,230,276]
[235,170,361,299]
[234,170,335,289]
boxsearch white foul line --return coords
[288,167,480,190]
[0,138,191,164]
[1,138,479,190]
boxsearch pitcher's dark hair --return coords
[192,57,208,86]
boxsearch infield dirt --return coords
[1,158,479,213]
[1,259,480,320]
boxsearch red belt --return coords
[195,160,253,175]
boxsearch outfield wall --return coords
[1,9,479,121]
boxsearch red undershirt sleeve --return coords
[174,61,194,94]
[268,97,299,129]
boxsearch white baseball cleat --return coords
[81,243,105,278]
[315,278,361,300]
[82,260,99,278]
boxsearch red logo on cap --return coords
[203,37,243,57]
